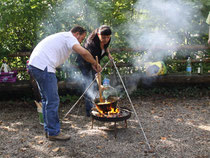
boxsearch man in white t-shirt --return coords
[28,26,101,141]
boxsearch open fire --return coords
[92,96,131,122]
[91,101,131,138]
[108,107,119,115]
[93,97,121,117]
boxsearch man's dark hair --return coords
[71,25,86,35]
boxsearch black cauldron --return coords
[94,97,119,114]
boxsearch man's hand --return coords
[208,39,210,45]
[92,63,102,73]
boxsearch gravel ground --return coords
[0,96,210,158]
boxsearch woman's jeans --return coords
[29,65,60,136]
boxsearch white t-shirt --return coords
[29,32,79,73]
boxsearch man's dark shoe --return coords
[48,133,70,141]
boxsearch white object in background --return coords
[0,63,11,73]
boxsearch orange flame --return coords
[108,107,120,115]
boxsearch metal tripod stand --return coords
[63,59,151,150]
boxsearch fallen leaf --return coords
[148,149,155,153]
[189,106,195,110]
[3,154,10,158]
[52,147,60,152]
[80,134,86,138]
[151,110,155,114]
[161,137,167,140]
[37,140,44,144]
[201,110,207,113]
[139,142,144,145]
[34,136,42,139]
[20,138,26,143]
[47,144,52,148]
[102,134,108,139]
[20,147,27,152]
[97,146,103,149]
[60,147,66,152]
[176,118,183,122]
[63,118,69,121]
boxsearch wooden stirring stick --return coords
[96,56,103,102]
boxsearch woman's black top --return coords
[76,30,111,71]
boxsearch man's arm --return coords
[72,44,102,72]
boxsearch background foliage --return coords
[0,0,210,80]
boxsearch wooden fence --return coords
[0,45,210,99]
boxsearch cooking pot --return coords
[94,96,119,114]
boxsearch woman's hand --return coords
[108,53,113,60]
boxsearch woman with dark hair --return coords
[76,25,112,116]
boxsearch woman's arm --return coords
[106,48,113,60]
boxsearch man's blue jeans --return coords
[29,65,60,136]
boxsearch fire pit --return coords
[91,106,131,138]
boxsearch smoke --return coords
[39,0,99,37]
[37,0,204,98]
[127,0,202,65]
[43,0,101,101]
[118,0,204,92]
[62,60,99,100]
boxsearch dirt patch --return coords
[0,96,210,158]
